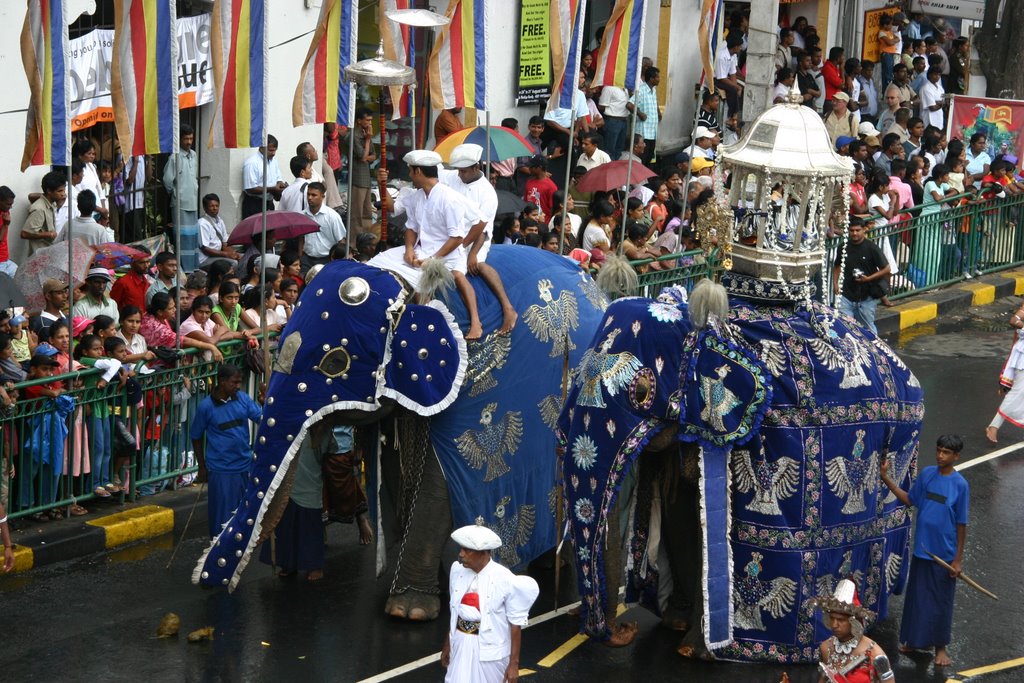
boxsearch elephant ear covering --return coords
[558,289,692,640]
[193,261,411,591]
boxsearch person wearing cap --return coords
[688,126,718,161]
[809,579,893,682]
[825,92,859,146]
[110,246,152,313]
[72,267,119,324]
[441,520,540,683]
[29,279,71,343]
[440,143,519,335]
[691,157,715,177]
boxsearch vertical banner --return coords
[547,0,586,113]
[209,0,268,149]
[381,0,413,120]
[112,0,180,156]
[20,0,71,170]
[948,95,1024,163]
[177,14,214,109]
[516,0,550,105]
[591,0,647,91]
[697,0,723,88]
[293,0,358,127]
[428,0,489,111]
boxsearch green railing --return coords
[1,339,260,521]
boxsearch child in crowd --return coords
[278,279,299,320]
[180,296,249,357]
[881,434,968,668]
[92,315,117,342]
[9,315,33,369]
[102,336,140,497]
[241,285,286,334]
[116,305,155,364]
[20,353,66,516]
[279,250,304,289]
[866,173,899,306]
[212,282,244,333]
[75,334,122,497]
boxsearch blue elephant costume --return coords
[194,246,607,591]
[559,274,924,663]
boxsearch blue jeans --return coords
[602,117,628,156]
[839,296,879,336]
[89,415,112,488]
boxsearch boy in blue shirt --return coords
[191,364,262,538]
[881,434,969,668]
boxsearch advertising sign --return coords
[517,0,551,106]
[861,8,890,64]
[912,0,986,22]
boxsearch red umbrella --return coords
[227,211,322,246]
[574,160,658,193]
[91,242,151,269]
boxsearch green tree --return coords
[977,0,1024,98]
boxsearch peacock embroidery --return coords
[734,552,797,631]
[825,430,880,514]
[732,447,801,516]
[523,279,580,358]
[699,364,743,433]
[454,403,524,482]
[466,331,511,397]
[573,328,643,408]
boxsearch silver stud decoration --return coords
[247,519,254,526]
[341,374,348,381]
[411,324,418,331]
[305,409,313,417]
[316,288,324,296]
[400,340,407,348]
[428,324,435,331]
[267,417,276,427]
[326,378,333,385]
[321,311,329,320]
[287,435,294,441]
[418,349,428,360]
[341,338,349,346]
[339,277,371,305]
[201,571,209,579]
[235,550,243,558]
[257,491,264,499]
[440,360,447,367]
[332,394,339,401]
[298,382,308,392]
[222,578,229,585]
[259,436,266,444]
[267,397,274,405]
[426,375,432,381]
[234,533,243,542]
[270,465,277,472]
[411,374,419,381]
[217,558,227,567]
[323,344,331,351]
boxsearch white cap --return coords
[451,520,502,551]
[858,121,881,137]
[448,143,484,168]
[404,149,443,167]
[693,126,716,140]
[255,253,281,270]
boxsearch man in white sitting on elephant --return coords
[441,520,539,683]
[439,143,517,334]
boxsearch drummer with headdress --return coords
[441,518,540,683]
[809,579,895,683]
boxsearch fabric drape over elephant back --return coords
[429,246,609,570]
[693,276,923,663]
[558,287,692,638]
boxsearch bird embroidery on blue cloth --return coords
[573,328,643,408]
[825,430,880,514]
[524,279,580,358]
[538,394,563,432]
[815,550,865,597]
[466,331,511,397]
[808,335,872,389]
[885,552,903,591]
[578,271,609,312]
[455,403,523,482]
[732,447,800,516]
[734,552,797,631]
[699,364,742,433]
[490,496,536,568]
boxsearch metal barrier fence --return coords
[1,340,255,521]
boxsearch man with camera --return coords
[833,216,891,335]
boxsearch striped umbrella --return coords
[433,126,535,162]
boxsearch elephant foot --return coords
[676,639,715,661]
[603,621,639,648]
[385,591,440,621]
[660,606,691,632]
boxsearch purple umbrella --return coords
[227,211,322,246]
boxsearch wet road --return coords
[5,302,1024,683]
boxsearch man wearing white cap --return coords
[73,267,119,323]
[440,143,518,335]
[442,520,540,683]
[688,126,718,161]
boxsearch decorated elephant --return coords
[194,245,607,620]
[558,273,924,662]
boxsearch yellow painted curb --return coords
[998,271,1024,296]
[10,544,33,573]
[895,301,938,330]
[86,505,174,549]
[957,281,996,306]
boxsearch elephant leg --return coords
[674,447,712,660]
[659,453,698,632]
[384,416,451,621]
[602,474,639,647]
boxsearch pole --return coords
[66,133,75,513]
[675,100,705,258]
[344,106,357,258]
[259,138,270,381]
[378,91,389,247]
[558,112,578,256]
[484,111,492,186]
[617,104,640,254]
[174,147,182,352]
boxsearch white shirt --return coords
[577,148,611,171]
[858,75,878,117]
[302,204,347,258]
[714,45,737,80]
[772,83,790,102]
[404,182,472,262]
[58,216,108,245]
[689,144,715,160]
[598,85,630,117]
[439,169,497,261]
[544,90,589,128]
[122,155,146,212]
[198,214,229,266]
[919,80,945,129]
[243,151,284,191]
[447,559,538,662]
[278,180,310,214]
[582,221,610,252]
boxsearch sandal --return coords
[48,508,66,520]
[105,483,119,492]
[70,504,89,516]
[94,487,112,498]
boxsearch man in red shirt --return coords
[523,155,558,222]
[822,47,846,116]
[0,186,16,277]
[110,247,152,313]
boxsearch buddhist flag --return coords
[698,0,724,87]
[208,0,268,149]
[20,0,71,170]
[292,0,358,127]
[428,0,488,111]
[381,0,413,120]
[111,0,179,156]
[591,0,647,92]
[547,0,586,113]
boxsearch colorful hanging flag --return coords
[698,0,724,87]
[428,0,488,111]
[591,0,646,92]
[381,0,413,120]
[111,0,179,156]
[208,0,268,149]
[547,0,586,113]
[20,0,71,170]
[292,0,358,127]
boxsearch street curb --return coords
[6,487,208,575]
[876,268,1024,336]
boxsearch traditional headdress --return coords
[809,579,875,637]
[451,517,502,551]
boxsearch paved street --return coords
[4,303,1024,683]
